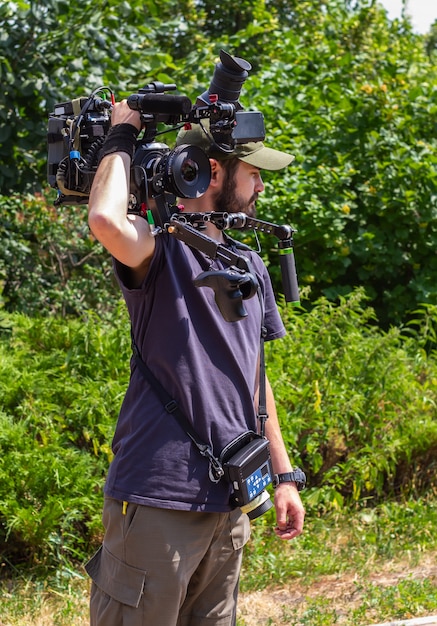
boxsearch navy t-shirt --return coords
[104,233,286,512]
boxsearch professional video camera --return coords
[47,49,265,223]
[47,49,300,319]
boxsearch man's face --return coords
[213,160,265,218]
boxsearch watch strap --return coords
[273,469,306,490]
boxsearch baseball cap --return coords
[175,120,294,171]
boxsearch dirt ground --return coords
[237,553,437,625]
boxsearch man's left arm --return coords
[264,375,305,540]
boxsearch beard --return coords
[213,168,258,217]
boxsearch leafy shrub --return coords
[0,193,119,317]
[1,291,436,571]
[252,5,437,326]
[0,307,131,570]
[269,290,437,510]
[1,0,437,327]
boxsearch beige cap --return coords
[176,120,294,171]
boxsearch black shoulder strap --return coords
[258,324,268,438]
[131,336,224,482]
[130,272,269,479]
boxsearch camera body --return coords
[220,431,273,520]
[47,50,266,225]
[47,94,112,202]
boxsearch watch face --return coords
[294,470,306,490]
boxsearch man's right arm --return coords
[88,101,155,286]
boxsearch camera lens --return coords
[165,144,211,198]
[180,158,198,182]
[240,490,273,520]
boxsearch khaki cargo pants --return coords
[85,497,251,626]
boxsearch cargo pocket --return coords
[229,508,251,551]
[85,544,147,608]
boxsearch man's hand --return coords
[111,99,142,131]
[273,483,305,540]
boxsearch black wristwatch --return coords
[272,469,306,491]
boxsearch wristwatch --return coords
[272,469,306,491]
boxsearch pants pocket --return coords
[85,544,147,608]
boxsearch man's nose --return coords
[255,173,265,193]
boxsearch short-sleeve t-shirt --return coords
[104,233,286,512]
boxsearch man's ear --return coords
[209,159,223,187]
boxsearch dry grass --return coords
[0,577,90,626]
[238,553,437,625]
[1,553,436,626]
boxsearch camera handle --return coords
[167,217,252,273]
[169,212,300,305]
[207,212,300,305]
[166,218,258,322]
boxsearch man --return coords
[85,99,305,626]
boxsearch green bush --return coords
[0,193,119,317]
[251,4,437,326]
[1,0,436,326]
[268,290,437,509]
[0,307,131,570]
[1,290,436,571]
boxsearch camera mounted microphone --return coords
[127,93,192,119]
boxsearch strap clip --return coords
[164,400,178,414]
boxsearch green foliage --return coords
[247,2,437,326]
[1,0,436,324]
[0,307,131,569]
[0,291,436,571]
[244,491,437,590]
[268,290,437,510]
[350,577,437,624]
[0,192,119,316]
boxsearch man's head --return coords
[175,120,294,216]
